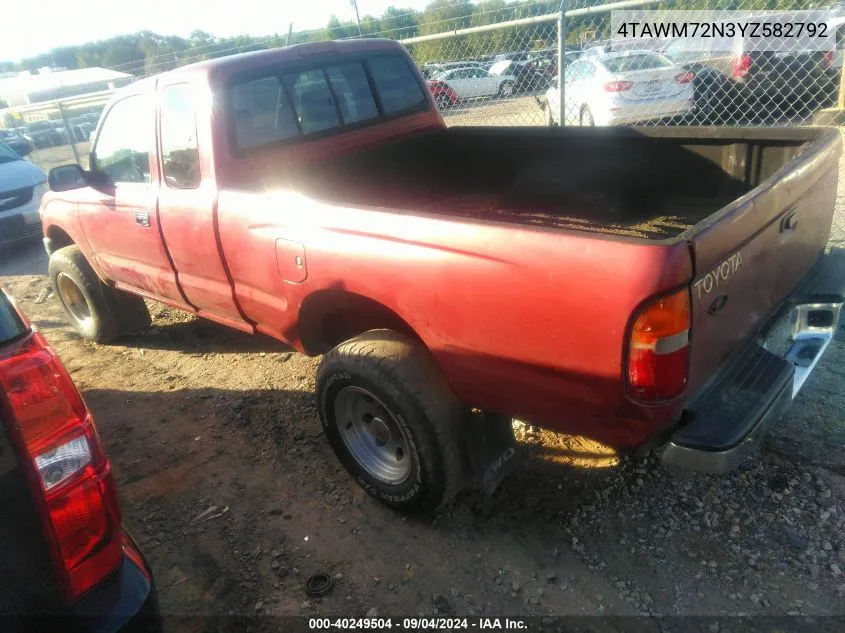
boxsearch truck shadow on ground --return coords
[80,382,841,621]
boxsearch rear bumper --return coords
[601,98,695,126]
[71,529,162,633]
[661,251,845,474]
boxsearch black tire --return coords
[435,93,452,110]
[499,80,515,98]
[545,104,557,127]
[580,105,595,127]
[48,245,150,343]
[316,330,468,513]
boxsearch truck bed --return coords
[295,127,811,240]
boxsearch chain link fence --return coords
[2,0,844,244]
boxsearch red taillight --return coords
[675,71,695,84]
[604,80,634,92]
[627,289,691,403]
[0,332,122,602]
[732,54,751,79]
[823,50,834,69]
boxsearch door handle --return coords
[135,212,151,227]
[780,209,798,233]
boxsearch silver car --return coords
[543,50,695,126]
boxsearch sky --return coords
[1,0,433,63]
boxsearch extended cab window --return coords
[160,84,201,189]
[94,95,152,184]
[230,53,426,152]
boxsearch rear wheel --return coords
[499,81,515,98]
[49,245,150,343]
[580,105,595,127]
[435,93,452,110]
[316,330,468,513]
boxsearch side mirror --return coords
[48,164,88,192]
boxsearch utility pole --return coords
[557,0,566,126]
[351,0,363,37]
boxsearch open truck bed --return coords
[296,127,813,241]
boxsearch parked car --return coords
[65,117,94,143]
[489,59,549,92]
[24,120,65,149]
[542,50,695,126]
[529,51,581,81]
[427,79,460,109]
[0,129,34,157]
[661,12,835,122]
[0,140,47,248]
[0,286,161,629]
[421,61,486,79]
[429,66,516,102]
[41,39,845,515]
[818,15,845,107]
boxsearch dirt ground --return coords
[3,149,845,630]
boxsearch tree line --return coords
[0,0,828,78]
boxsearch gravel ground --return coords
[2,134,845,629]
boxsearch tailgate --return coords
[686,129,842,394]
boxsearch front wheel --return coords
[435,93,452,110]
[545,104,557,127]
[316,330,468,513]
[499,81,514,98]
[580,105,595,127]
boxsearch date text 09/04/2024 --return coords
[308,618,527,630]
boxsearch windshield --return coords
[0,141,21,164]
[601,53,672,73]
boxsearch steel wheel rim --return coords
[56,273,92,327]
[502,82,513,97]
[335,386,412,485]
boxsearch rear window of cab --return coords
[228,53,428,152]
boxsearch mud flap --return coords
[461,412,522,495]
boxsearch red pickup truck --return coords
[40,39,845,512]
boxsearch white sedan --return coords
[432,66,516,100]
[543,50,695,126]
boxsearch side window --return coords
[94,95,152,184]
[231,76,298,150]
[468,69,487,78]
[160,84,201,189]
[325,63,379,125]
[582,62,596,79]
[284,69,340,135]
[367,56,426,115]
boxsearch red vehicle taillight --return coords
[675,71,695,84]
[732,53,751,79]
[604,80,634,92]
[823,50,834,69]
[627,289,691,403]
[0,332,122,602]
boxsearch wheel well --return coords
[298,290,422,355]
[46,226,75,251]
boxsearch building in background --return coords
[0,67,134,107]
